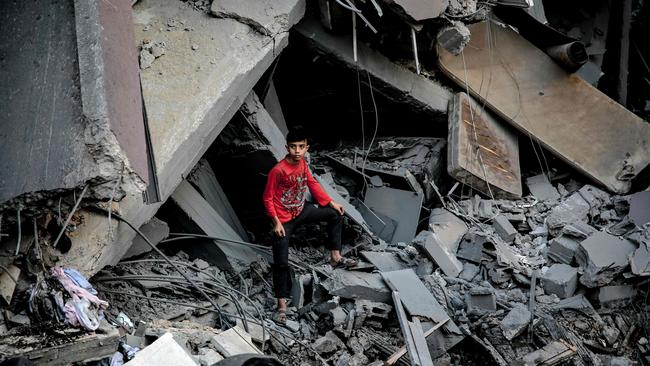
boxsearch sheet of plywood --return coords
[438,21,650,194]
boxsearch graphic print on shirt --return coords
[279,173,307,218]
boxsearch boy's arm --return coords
[263,168,286,236]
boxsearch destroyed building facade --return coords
[1,0,650,365]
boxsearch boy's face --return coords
[286,139,309,163]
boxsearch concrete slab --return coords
[211,326,262,357]
[0,0,147,207]
[387,0,448,21]
[500,303,531,341]
[171,180,263,272]
[240,91,287,161]
[122,217,170,259]
[60,0,300,275]
[361,251,412,272]
[363,186,423,244]
[414,230,463,277]
[322,269,391,303]
[575,231,636,287]
[188,159,248,240]
[428,208,468,253]
[526,174,560,202]
[295,15,451,117]
[381,269,450,323]
[448,92,522,199]
[629,191,650,227]
[540,264,578,299]
[438,20,650,194]
[211,0,305,37]
[125,332,196,366]
[262,81,289,135]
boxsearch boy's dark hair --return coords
[286,126,309,144]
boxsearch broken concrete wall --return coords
[0,0,147,209]
[58,0,305,275]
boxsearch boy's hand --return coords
[273,221,285,237]
[329,201,345,215]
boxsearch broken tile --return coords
[540,264,578,299]
[414,230,463,277]
[500,303,531,341]
[575,232,636,287]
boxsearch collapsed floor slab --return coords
[58,0,304,275]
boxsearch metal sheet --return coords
[438,20,650,194]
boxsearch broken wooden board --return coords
[438,20,650,194]
[448,92,522,198]
[0,322,120,365]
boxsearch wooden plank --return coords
[448,92,521,198]
[438,20,650,194]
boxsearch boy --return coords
[263,126,357,321]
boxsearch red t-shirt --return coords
[263,158,332,223]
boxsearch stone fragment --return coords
[598,285,637,308]
[437,21,471,55]
[414,230,463,277]
[122,217,170,259]
[546,192,590,231]
[631,242,650,276]
[322,269,390,303]
[428,208,468,253]
[493,215,517,242]
[313,331,344,354]
[388,0,448,21]
[513,341,575,366]
[575,232,636,287]
[195,347,223,366]
[500,303,531,340]
[459,262,479,282]
[540,264,578,299]
[125,333,195,366]
[547,236,580,265]
[525,174,560,202]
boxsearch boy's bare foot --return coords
[331,257,358,269]
[275,298,288,323]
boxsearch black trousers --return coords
[273,204,342,299]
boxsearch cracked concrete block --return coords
[322,269,390,303]
[546,192,590,231]
[493,215,517,242]
[122,217,169,259]
[540,264,578,299]
[428,208,468,253]
[414,230,463,277]
[500,303,531,340]
[125,333,196,366]
[575,232,636,288]
[313,331,344,354]
[598,286,637,308]
[526,174,560,202]
[211,0,305,36]
[459,262,479,281]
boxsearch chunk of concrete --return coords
[448,92,522,198]
[361,251,411,272]
[540,264,578,299]
[414,230,463,277]
[526,174,560,202]
[493,215,517,242]
[546,192,590,231]
[211,326,262,357]
[125,333,196,366]
[295,16,451,116]
[0,264,20,306]
[437,22,471,56]
[211,0,305,37]
[312,331,344,354]
[381,269,450,323]
[629,191,650,227]
[631,242,650,276]
[500,303,532,340]
[428,208,468,253]
[459,262,480,282]
[513,341,576,366]
[122,217,170,259]
[575,232,636,287]
[239,92,287,161]
[387,0,448,22]
[547,236,580,265]
[322,269,391,303]
[598,285,637,308]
